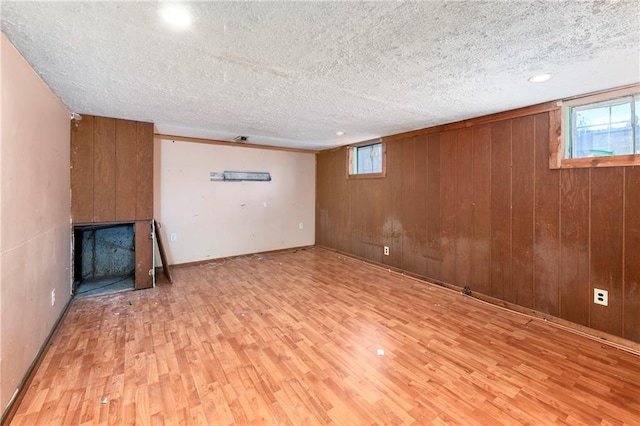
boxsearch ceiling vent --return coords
[233,136,249,143]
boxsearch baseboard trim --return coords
[1,296,74,425]
[315,245,640,355]
[166,245,316,270]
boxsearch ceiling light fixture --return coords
[336,131,345,136]
[159,4,192,29]
[528,73,552,83]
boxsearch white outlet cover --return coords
[594,288,608,306]
[299,222,304,229]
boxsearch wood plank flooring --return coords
[9,248,640,425]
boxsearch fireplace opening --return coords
[73,223,136,297]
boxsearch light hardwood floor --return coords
[9,248,640,425]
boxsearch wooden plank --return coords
[154,220,173,284]
[413,136,428,277]
[561,154,640,168]
[386,140,403,267]
[115,119,137,221]
[351,178,365,258]
[400,138,418,273]
[369,170,386,264]
[135,220,153,289]
[315,151,331,247]
[548,109,562,169]
[93,116,117,222]
[470,125,492,296]
[559,168,590,326]
[533,113,560,316]
[455,128,473,288]
[334,148,351,254]
[511,116,535,308]
[490,120,512,302]
[155,133,317,154]
[70,115,95,223]
[439,130,457,285]
[590,167,624,337]
[623,166,640,341]
[425,133,441,280]
[136,122,154,220]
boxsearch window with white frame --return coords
[565,90,639,159]
[348,141,385,177]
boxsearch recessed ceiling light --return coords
[336,131,345,136]
[528,73,552,83]
[159,4,191,29]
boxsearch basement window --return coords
[347,140,386,178]
[558,86,640,168]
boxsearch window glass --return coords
[355,143,382,174]
[569,94,638,158]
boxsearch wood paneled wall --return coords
[71,115,153,223]
[71,114,154,289]
[316,110,640,343]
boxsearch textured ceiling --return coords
[2,1,639,150]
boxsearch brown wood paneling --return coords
[387,140,403,267]
[316,151,332,247]
[351,178,365,258]
[383,101,559,143]
[440,130,457,285]
[533,113,560,316]
[70,115,95,223]
[470,125,492,296]
[413,137,428,277]
[136,122,154,220]
[623,166,640,341]
[511,116,535,308]
[425,133,441,280]
[559,168,590,326]
[369,174,386,264]
[334,148,351,253]
[315,105,638,344]
[93,116,117,222]
[490,120,512,301]
[400,138,418,273]
[135,220,153,289]
[115,120,137,221]
[455,128,473,288]
[590,167,624,336]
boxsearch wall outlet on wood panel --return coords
[384,246,390,256]
[594,288,608,306]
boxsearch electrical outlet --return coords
[51,289,55,306]
[170,233,177,242]
[384,246,390,256]
[594,288,608,306]
[299,222,304,230]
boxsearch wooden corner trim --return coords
[154,134,318,154]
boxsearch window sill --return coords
[347,172,386,179]
[560,154,640,169]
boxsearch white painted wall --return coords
[1,34,71,413]
[154,140,315,265]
